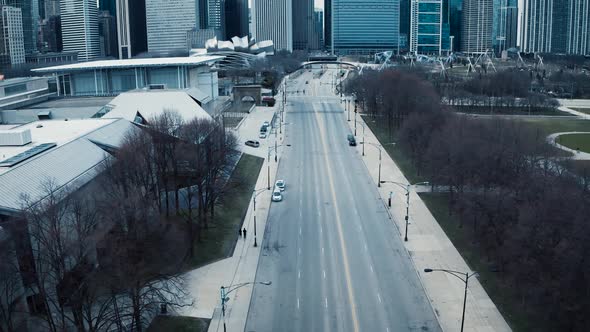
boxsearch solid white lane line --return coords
[297,298,300,309]
[377,293,382,303]
[325,297,328,308]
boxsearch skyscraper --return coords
[332,0,400,55]
[460,0,493,53]
[116,0,147,58]
[325,0,331,50]
[566,0,590,54]
[449,0,462,52]
[225,0,248,38]
[0,4,25,67]
[520,0,590,55]
[492,0,517,53]
[60,0,101,61]
[293,0,318,50]
[315,8,324,48]
[99,10,117,58]
[145,0,199,53]
[5,0,37,54]
[400,0,410,50]
[252,0,293,52]
[207,0,225,37]
[410,0,443,55]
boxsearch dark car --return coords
[347,134,356,146]
[245,140,260,148]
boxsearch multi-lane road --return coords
[245,69,441,332]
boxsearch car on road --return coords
[275,180,285,191]
[245,140,260,148]
[263,121,270,127]
[347,134,357,146]
[259,132,267,139]
[272,190,283,202]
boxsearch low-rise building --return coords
[0,77,53,110]
[31,56,224,100]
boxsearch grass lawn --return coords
[147,316,210,332]
[362,115,426,184]
[419,193,535,332]
[556,133,590,153]
[184,153,264,269]
[520,117,590,135]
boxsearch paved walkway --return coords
[177,98,285,332]
[345,108,512,332]
[547,131,590,160]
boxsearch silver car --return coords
[275,180,285,191]
[272,190,283,202]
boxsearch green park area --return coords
[572,108,590,115]
[520,117,590,135]
[556,133,590,153]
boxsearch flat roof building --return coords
[32,56,224,99]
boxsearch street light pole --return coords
[221,281,272,332]
[378,148,382,187]
[266,147,271,190]
[252,188,267,247]
[354,101,357,136]
[347,99,350,121]
[423,269,478,332]
[380,180,428,241]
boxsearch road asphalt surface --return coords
[245,69,441,332]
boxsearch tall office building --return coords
[252,0,293,52]
[60,0,101,61]
[99,10,117,58]
[325,0,331,50]
[461,0,493,53]
[116,0,147,58]
[520,0,589,55]
[492,0,517,53]
[5,0,37,54]
[0,5,25,67]
[145,0,199,53]
[449,0,462,52]
[332,0,400,55]
[40,14,61,52]
[315,8,324,48]
[99,0,116,16]
[293,0,318,50]
[410,0,443,55]
[399,0,410,50]
[207,0,225,37]
[566,0,590,55]
[225,0,248,38]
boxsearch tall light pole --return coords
[221,281,272,332]
[347,98,351,121]
[361,141,395,187]
[354,99,357,136]
[423,268,478,332]
[252,188,268,247]
[380,180,429,241]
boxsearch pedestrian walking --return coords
[243,228,247,239]
[239,228,242,238]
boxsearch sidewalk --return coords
[547,131,590,160]
[178,97,286,332]
[346,108,511,332]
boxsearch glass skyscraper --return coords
[410,0,444,55]
[332,0,400,55]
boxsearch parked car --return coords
[272,190,283,202]
[245,140,260,148]
[259,132,267,139]
[275,180,285,191]
[347,134,357,146]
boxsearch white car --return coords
[272,190,283,202]
[275,180,285,191]
[259,132,267,139]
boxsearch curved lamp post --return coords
[360,141,396,188]
[220,281,272,332]
[423,268,478,332]
[380,180,429,241]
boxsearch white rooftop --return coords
[0,118,135,213]
[0,119,116,175]
[103,90,213,124]
[32,55,224,73]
